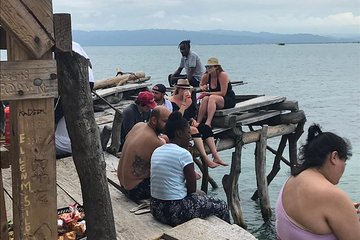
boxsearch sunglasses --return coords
[205,65,216,69]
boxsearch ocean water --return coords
[84,43,360,239]
[3,43,358,238]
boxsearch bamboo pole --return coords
[255,125,272,221]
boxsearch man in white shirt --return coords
[152,84,173,112]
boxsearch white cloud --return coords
[53,0,360,34]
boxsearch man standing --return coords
[117,106,171,201]
[168,40,205,87]
[120,91,156,150]
[152,84,173,112]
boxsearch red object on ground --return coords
[4,106,10,149]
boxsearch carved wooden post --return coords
[255,125,272,221]
[1,0,58,238]
[222,134,246,228]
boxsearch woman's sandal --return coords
[130,202,150,213]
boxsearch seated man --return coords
[120,91,156,150]
[117,106,171,201]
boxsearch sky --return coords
[53,0,360,36]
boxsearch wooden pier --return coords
[98,91,306,229]
[0,0,305,238]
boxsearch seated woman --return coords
[168,78,227,167]
[197,57,236,128]
[150,111,230,226]
[276,123,360,240]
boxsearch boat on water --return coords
[278,42,285,46]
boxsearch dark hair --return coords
[165,111,189,140]
[295,123,352,175]
[179,40,191,48]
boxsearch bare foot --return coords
[195,171,202,180]
[213,158,228,166]
[206,160,220,168]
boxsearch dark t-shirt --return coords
[120,103,151,149]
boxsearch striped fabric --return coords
[151,143,193,200]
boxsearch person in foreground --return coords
[275,123,360,240]
[150,111,230,226]
[197,57,236,128]
[117,106,171,201]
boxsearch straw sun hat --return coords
[175,79,193,89]
[206,57,220,66]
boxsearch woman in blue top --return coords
[150,111,230,226]
[197,57,236,128]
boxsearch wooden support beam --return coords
[215,96,286,116]
[263,100,299,111]
[6,23,57,240]
[56,50,117,239]
[0,0,54,58]
[107,110,123,155]
[0,60,58,101]
[222,137,246,228]
[192,157,219,192]
[255,125,272,221]
[288,120,305,174]
[192,124,297,157]
[251,135,288,200]
[53,14,72,52]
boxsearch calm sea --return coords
[3,43,359,239]
[85,43,360,239]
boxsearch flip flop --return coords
[129,202,150,213]
[134,208,151,215]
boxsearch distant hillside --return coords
[73,29,358,46]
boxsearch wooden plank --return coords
[0,0,54,58]
[162,217,256,240]
[56,156,171,240]
[214,96,286,116]
[236,110,281,125]
[22,0,54,39]
[53,14,72,52]
[93,82,151,100]
[0,60,58,100]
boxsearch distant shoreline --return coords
[73,29,360,47]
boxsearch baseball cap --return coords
[137,91,157,109]
[152,84,167,95]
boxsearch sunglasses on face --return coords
[205,65,215,69]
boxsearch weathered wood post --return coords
[107,110,123,155]
[1,0,58,238]
[255,125,272,221]
[222,128,246,228]
[55,27,116,238]
[251,135,288,200]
